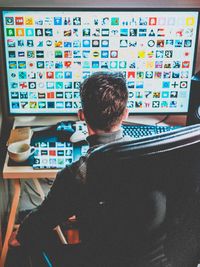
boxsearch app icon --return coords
[25,16,34,25]
[182,61,190,68]
[111,17,119,26]
[26,28,34,36]
[5,17,14,25]
[54,17,62,25]
[83,28,91,36]
[110,50,118,58]
[186,17,195,26]
[120,28,128,36]
[101,40,109,47]
[45,28,53,36]
[35,28,43,36]
[82,40,90,47]
[15,17,24,25]
[6,28,15,36]
[149,17,157,26]
[73,17,81,25]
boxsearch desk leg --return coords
[0,225,2,257]
[0,179,21,267]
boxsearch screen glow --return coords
[2,10,199,114]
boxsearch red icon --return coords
[128,71,135,79]
[149,17,157,26]
[182,61,190,68]
[47,92,55,98]
[46,71,54,79]
[49,150,56,156]
[15,17,24,25]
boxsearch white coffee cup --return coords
[8,141,35,162]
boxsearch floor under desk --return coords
[4,179,53,267]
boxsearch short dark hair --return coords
[80,71,128,131]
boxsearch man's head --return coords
[79,71,128,133]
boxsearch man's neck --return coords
[87,124,122,136]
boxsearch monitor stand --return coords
[125,115,187,126]
[125,115,167,125]
[16,116,36,124]
[14,115,78,127]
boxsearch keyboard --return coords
[32,124,181,169]
[122,124,181,139]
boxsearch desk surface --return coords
[3,153,59,179]
[3,115,187,180]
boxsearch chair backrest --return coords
[78,124,200,260]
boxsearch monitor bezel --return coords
[0,7,199,117]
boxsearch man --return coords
[8,71,129,266]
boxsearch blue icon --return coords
[92,61,99,68]
[64,71,72,79]
[101,51,109,58]
[26,28,34,36]
[82,40,90,47]
[162,81,170,88]
[54,17,62,25]
[162,91,169,98]
[64,42,72,47]
[101,40,109,47]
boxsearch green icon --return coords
[55,50,63,58]
[83,61,90,68]
[6,28,15,36]
[111,17,119,26]
[56,82,63,89]
[110,61,118,69]
[119,61,127,69]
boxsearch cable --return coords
[25,181,41,197]
[155,115,169,125]
[24,186,39,207]
[44,178,54,186]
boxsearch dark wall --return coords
[0,98,10,252]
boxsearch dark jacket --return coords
[17,130,123,249]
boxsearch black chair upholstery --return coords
[75,124,200,267]
[44,124,200,267]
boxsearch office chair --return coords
[45,124,200,267]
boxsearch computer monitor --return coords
[1,8,199,115]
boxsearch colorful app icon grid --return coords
[33,141,89,169]
[33,141,73,168]
[3,10,199,114]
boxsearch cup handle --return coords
[30,146,36,156]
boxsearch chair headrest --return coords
[88,124,200,162]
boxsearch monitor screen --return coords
[1,9,199,115]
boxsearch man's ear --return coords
[122,108,129,121]
[78,109,85,121]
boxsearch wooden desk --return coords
[0,115,187,267]
[0,153,61,267]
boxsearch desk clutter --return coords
[7,121,182,169]
[7,121,90,169]
[7,127,33,146]
[31,121,89,169]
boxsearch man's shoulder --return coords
[57,155,88,184]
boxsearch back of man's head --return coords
[80,72,128,131]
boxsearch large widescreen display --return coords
[1,9,199,115]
